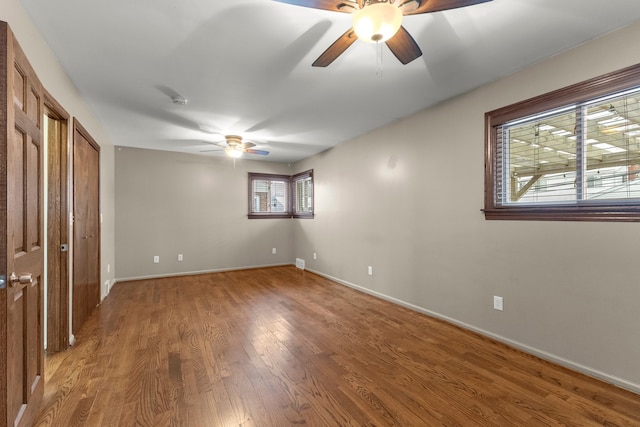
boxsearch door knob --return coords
[9,273,33,287]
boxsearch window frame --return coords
[248,170,314,219]
[292,169,314,219]
[248,173,292,219]
[485,63,640,221]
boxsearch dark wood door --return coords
[0,21,45,427]
[72,121,100,334]
[45,94,69,354]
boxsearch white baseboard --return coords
[306,268,640,395]
[115,262,293,283]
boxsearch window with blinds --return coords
[248,170,314,219]
[251,176,289,214]
[485,64,640,221]
[292,170,314,218]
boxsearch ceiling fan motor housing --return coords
[225,135,243,147]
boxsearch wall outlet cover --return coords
[493,296,504,311]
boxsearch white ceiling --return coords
[19,0,640,163]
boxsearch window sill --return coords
[293,214,314,219]
[248,214,292,219]
[483,205,640,222]
[248,213,315,219]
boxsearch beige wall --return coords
[114,148,294,279]
[1,0,116,343]
[293,21,640,393]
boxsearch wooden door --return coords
[72,121,100,334]
[45,93,69,353]
[0,21,45,427]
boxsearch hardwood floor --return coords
[34,266,640,426]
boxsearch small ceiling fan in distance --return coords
[273,0,492,67]
[201,135,269,158]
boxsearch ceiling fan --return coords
[273,0,492,67]
[202,135,269,158]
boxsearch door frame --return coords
[44,90,70,353]
[0,21,9,426]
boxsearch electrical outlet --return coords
[178,254,183,261]
[272,248,277,254]
[493,296,504,311]
[153,256,159,264]
[368,266,373,276]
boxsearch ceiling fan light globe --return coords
[226,148,243,158]
[353,2,402,44]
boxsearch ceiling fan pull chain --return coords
[376,42,384,78]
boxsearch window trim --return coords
[484,63,640,221]
[248,173,292,219]
[248,170,314,219]
[292,169,314,219]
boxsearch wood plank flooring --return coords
[34,266,640,426]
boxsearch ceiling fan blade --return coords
[240,142,257,149]
[272,0,353,13]
[405,0,492,15]
[385,26,422,64]
[396,0,419,13]
[245,149,269,155]
[312,29,357,67]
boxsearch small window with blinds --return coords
[248,170,314,219]
[292,170,314,218]
[485,63,640,221]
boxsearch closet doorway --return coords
[45,92,70,353]
[72,120,100,334]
